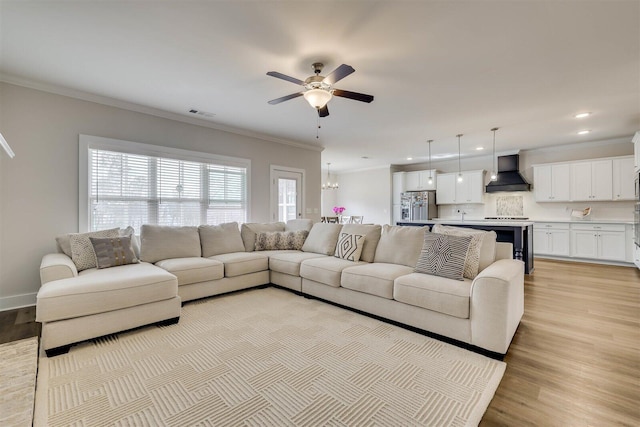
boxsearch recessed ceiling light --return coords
[575,112,591,119]
[361,156,370,159]
[406,157,413,161]
[577,130,591,135]
[476,147,484,151]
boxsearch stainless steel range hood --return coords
[485,154,531,192]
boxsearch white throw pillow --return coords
[415,233,473,281]
[334,233,365,262]
[431,225,497,278]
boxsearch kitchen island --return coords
[397,219,534,274]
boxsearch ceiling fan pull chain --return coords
[316,116,321,139]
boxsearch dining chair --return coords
[326,216,339,223]
[351,216,363,224]
[339,215,352,224]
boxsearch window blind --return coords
[89,148,247,232]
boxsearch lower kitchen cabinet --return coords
[533,223,570,256]
[570,223,626,262]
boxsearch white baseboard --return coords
[0,293,37,311]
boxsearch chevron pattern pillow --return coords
[415,233,473,280]
[334,233,365,262]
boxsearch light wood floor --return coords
[1,259,638,425]
[481,259,640,426]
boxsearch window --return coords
[80,135,250,233]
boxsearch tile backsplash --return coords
[496,195,524,216]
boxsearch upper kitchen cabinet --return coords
[570,159,612,201]
[533,164,571,202]
[405,169,437,191]
[436,170,484,204]
[612,156,635,200]
[392,172,406,205]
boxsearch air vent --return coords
[188,109,215,118]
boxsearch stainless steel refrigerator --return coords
[400,191,437,221]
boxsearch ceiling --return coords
[1,1,638,172]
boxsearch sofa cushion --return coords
[300,256,366,288]
[268,251,327,276]
[36,262,178,322]
[255,230,309,251]
[373,225,428,267]
[70,227,121,271]
[394,273,472,319]
[241,222,286,252]
[198,222,245,257]
[209,252,269,277]
[90,236,139,269]
[431,224,497,274]
[341,263,414,299]
[302,223,343,255]
[340,224,382,263]
[155,257,224,286]
[415,233,473,281]
[334,232,365,262]
[285,219,314,232]
[140,225,201,263]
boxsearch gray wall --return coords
[0,82,321,308]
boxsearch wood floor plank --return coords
[481,259,640,426]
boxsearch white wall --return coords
[0,82,321,309]
[322,166,392,225]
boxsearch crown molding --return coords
[0,74,324,153]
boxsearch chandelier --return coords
[322,162,339,190]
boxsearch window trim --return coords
[79,134,251,232]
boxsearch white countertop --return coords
[401,219,535,227]
[530,219,634,225]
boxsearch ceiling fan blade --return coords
[323,64,355,85]
[318,105,329,117]
[333,89,374,103]
[268,92,303,105]
[266,71,304,86]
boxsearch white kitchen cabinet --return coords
[633,131,640,173]
[405,169,437,191]
[570,223,626,262]
[436,170,484,204]
[533,223,570,256]
[436,173,456,204]
[533,164,571,202]
[626,224,635,263]
[570,159,612,201]
[612,156,635,200]
[392,172,406,205]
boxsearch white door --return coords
[270,166,304,222]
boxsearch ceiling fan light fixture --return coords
[304,89,332,109]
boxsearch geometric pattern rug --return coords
[0,337,39,427]
[34,287,505,426]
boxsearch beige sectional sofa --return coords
[38,219,524,357]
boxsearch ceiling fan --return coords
[266,62,374,117]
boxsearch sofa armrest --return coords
[469,259,524,354]
[40,253,78,285]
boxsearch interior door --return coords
[270,167,304,222]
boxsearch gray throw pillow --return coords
[90,236,139,269]
[415,233,473,281]
[69,227,121,271]
[255,230,308,251]
[240,222,286,252]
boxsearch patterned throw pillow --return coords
[90,236,139,269]
[431,225,490,279]
[69,228,121,271]
[334,233,365,262]
[415,233,473,281]
[254,230,309,251]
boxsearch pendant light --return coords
[456,134,463,182]
[322,162,339,190]
[427,139,434,185]
[490,127,499,181]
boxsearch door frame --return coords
[270,165,306,222]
